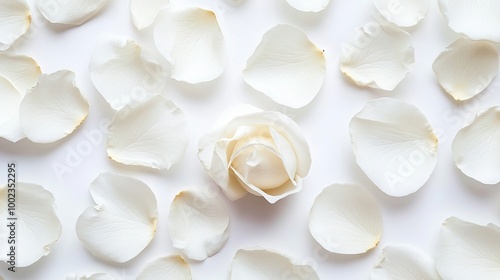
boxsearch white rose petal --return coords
[339,24,415,90]
[0,76,24,142]
[154,6,226,83]
[0,0,30,50]
[433,38,499,101]
[137,255,192,280]
[370,244,441,280]
[198,108,311,203]
[349,98,438,197]
[0,53,41,142]
[229,248,320,280]
[374,0,430,27]
[435,217,500,279]
[19,70,89,143]
[243,24,326,108]
[130,0,168,30]
[35,0,110,25]
[0,183,62,267]
[89,36,167,110]
[438,0,500,43]
[107,95,189,170]
[285,0,329,12]
[168,189,229,261]
[65,273,118,280]
[75,173,158,263]
[452,107,500,184]
[309,183,383,254]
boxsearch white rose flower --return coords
[198,105,311,204]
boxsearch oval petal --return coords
[137,255,192,280]
[433,38,499,101]
[107,95,189,170]
[154,6,225,83]
[285,0,329,12]
[243,24,325,108]
[339,24,415,91]
[438,0,500,43]
[0,76,24,142]
[309,183,383,254]
[168,188,229,261]
[0,0,30,50]
[229,248,320,280]
[19,70,89,143]
[349,98,438,197]
[452,106,500,184]
[130,0,168,30]
[89,36,167,110]
[35,0,110,25]
[370,244,441,280]
[374,0,430,27]
[75,173,158,263]
[0,183,62,267]
[435,217,500,279]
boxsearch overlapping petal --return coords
[340,24,414,90]
[130,0,168,30]
[154,6,226,83]
[0,183,62,267]
[168,189,229,261]
[349,98,438,197]
[229,248,320,279]
[243,24,325,108]
[452,107,500,184]
[107,95,189,170]
[19,70,89,143]
[433,38,498,101]
[76,173,158,263]
[90,36,167,110]
[35,0,110,25]
[374,0,430,27]
[370,244,441,280]
[137,255,192,280]
[309,183,383,254]
[435,217,500,279]
[438,0,500,42]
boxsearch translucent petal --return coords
[35,0,110,25]
[0,0,30,50]
[339,24,415,91]
[0,183,62,267]
[243,24,325,108]
[19,70,89,143]
[433,38,499,101]
[285,0,330,12]
[0,52,41,95]
[349,98,438,197]
[137,255,192,280]
[374,0,430,27]
[0,76,24,142]
[452,106,500,184]
[435,217,500,279]
[229,248,320,280]
[370,244,441,280]
[89,36,167,110]
[75,173,158,263]
[107,95,189,170]
[154,6,226,83]
[168,189,229,261]
[438,0,500,43]
[65,273,118,280]
[130,0,168,30]
[309,183,383,254]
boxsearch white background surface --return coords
[1,0,500,279]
